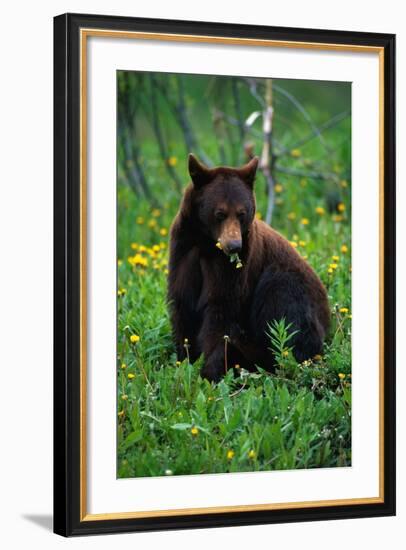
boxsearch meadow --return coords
[117,73,352,478]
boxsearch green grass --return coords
[117,74,352,478]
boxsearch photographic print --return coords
[116,72,352,479]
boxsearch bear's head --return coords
[187,154,259,256]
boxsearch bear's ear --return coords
[188,153,212,188]
[237,156,259,189]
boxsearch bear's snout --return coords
[225,239,242,254]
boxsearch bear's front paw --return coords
[200,360,224,383]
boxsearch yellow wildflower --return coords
[337,203,346,212]
[299,240,306,247]
[315,206,325,215]
[131,243,138,250]
[338,373,346,380]
[332,255,339,262]
[164,268,169,275]
[227,450,235,460]
[255,212,262,220]
[127,373,135,380]
[287,212,296,220]
[152,209,161,218]
[339,307,349,314]
[148,219,157,228]
[236,262,243,269]
[329,263,338,270]
[340,179,348,188]
[274,183,283,193]
[301,218,309,226]
[136,216,145,225]
[327,268,333,274]
[152,244,160,252]
[117,288,127,296]
[248,450,256,459]
[118,410,125,417]
[282,350,289,357]
[117,259,123,267]
[130,334,140,343]
[290,241,298,248]
[176,361,181,366]
[191,427,199,436]
[291,148,301,158]
[121,394,128,401]
[341,244,348,253]
[159,228,168,236]
[167,156,178,167]
[332,214,343,222]
[121,363,127,369]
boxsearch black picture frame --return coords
[54,12,396,537]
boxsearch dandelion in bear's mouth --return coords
[216,241,243,269]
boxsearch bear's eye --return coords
[215,211,227,221]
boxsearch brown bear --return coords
[168,154,330,382]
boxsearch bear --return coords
[167,153,330,382]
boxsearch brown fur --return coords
[168,154,330,382]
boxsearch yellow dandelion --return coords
[282,350,289,357]
[152,244,160,252]
[299,240,307,247]
[339,307,349,314]
[159,228,168,237]
[274,183,283,193]
[327,268,333,274]
[291,148,301,158]
[152,208,161,217]
[118,410,125,417]
[340,179,348,188]
[329,263,338,270]
[227,450,235,460]
[215,241,223,250]
[337,203,346,212]
[175,361,181,366]
[120,363,127,369]
[287,212,296,220]
[148,219,157,228]
[167,156,178,167]
[332,255,339,262]
[117,288,127,296]
[300,178,307,188]
[127,373,135,380]
[136,216,145,225]
[164,268,169,275]
[255,212,262,220]
[301,218,309,226]
[121,394,128,401]
[332,214,343,222]
[341,244,348,253]
[338,373,346,380]
[315,206,325,215]
[191,427,199,436]
[248,450,256,459]
[131,243,138,250]
[236,262,243,269]
[117,259,123,267]
[130,334,140,343]
[290,241,298,248]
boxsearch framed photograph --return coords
[54,13,396,536]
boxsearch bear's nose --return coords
[227,240,242,254]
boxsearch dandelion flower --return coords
[339,307,349,314]
[131,243,138,250]
[340,179,348,188]
[159,228,168,237]
[332,255,339,262]
[274,183,283,193]
[290,241,298,248]
[282,350,289,358]
[299,240,307,247]
[118,410,125,417]
[301,218,309,226]
[287,212,296,220]
[117,288,127,296]
[176,361,181,366]
[338,373,346,380]
[164,268,169,275]
[315,206,325,215]
[130,334,140,343]
[191,427,199,436]
[215,241,223,250]
[337,203,346,212]
[227,450,235,460]
[248,450,256,459]
[148,219,157,228]
[152,208,161,217]
[291,148,301,158]
[136,216,145,225]
[329,263,338,270]
[121,394,128,401]
[127,373,135,380]
[167,156,178,167]
[117,259,123,267]
[341,244,348,253]
[120,363,127,369]
[327,268,333,274]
